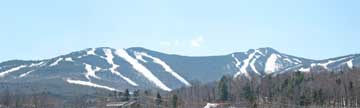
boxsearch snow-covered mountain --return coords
[0,47,358,94]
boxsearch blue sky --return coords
[0,0,359,61]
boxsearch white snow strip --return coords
[347,59,353,69]
[139,52,191,86]
[50,58,63,66]
[135,52,148,63]
[104,49,138,86]
[311,63,317,67]
[239,53,252,78]
[0,65,27,77]
[316,57,349,69]
[293,58,302,63]
[256,49,265,56]
[277,64,302,74]
[235,50,261,78]
[249,58,261,75]
[317,62,331,69]
[66,78,117,91]
[78,48,96,58]
[65,57,73,62]
[232,54,247,78]
[265,54,280,74]
[115,49,172,91]
[283,58,292,63]
[104,49,115,65]
[19,70,35,78]
[299,67,310,72]
[84,64,101,80]
[29,62,44,67]
[204,103,219,108]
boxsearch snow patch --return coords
[139,52,191,86]
[315,57,349,69]
[19,70,35,78]
[204,103,219,108]
[256,49,265,56]
[311,63,317,67]
[50,58,63,66]
[104,49,138,86]
[265,54,280,74]
[293,58,302,63]
[84,64,101,80]
[135,52,148,63]
[283,58,292,63]
[277,64,302,74]
[29,62,44,67]
[87,48,96,55]
[65,57,73,62]
[347,59,353,69]
[0,65,27,77]
[115,49,172,91]
[78,48,96,58]
[66,78,117,91]
[299,67,310,72]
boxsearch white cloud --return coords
[191,36,204,48]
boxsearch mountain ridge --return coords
[0,47,358,94]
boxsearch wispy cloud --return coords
[190,36,204,48]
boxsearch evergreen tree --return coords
[242,82,256,103]
[132,89,139,100]
[123,89,130,101]
[318,89,324,105]
[217,76,229,101]
[349,81,353,90]
[155,92,162,105]
[171,94,178,108]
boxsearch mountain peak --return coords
[243,47,279,56]
[126,47,149,51]
[256,47,278,53]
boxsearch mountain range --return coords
[0,47,358,95]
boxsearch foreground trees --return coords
[170,68,360,108]
[217,76,229,102]
[0,68,359,108]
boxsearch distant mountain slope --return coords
[0,47,358,94]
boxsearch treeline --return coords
[0,89,115,108]
[168,68,360,108]
[0,87,176,108]
[0,68,359,108]
[0,90,63,108]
